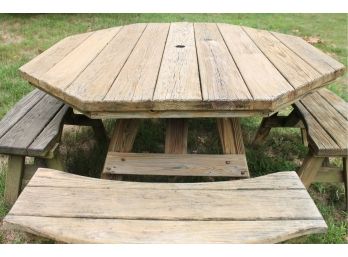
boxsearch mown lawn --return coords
[0,14,347,243]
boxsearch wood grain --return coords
[4,168,327,243]
[102,152,249,177]
[218,24,293,101]
[153,22,201,102]
[4,216,327,244]
[195,23,252,102]
[165,119,188,154]
[67,24,147,102]
[39,27,122,95]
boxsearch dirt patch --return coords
[0,28,23,45]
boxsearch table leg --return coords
[217,118,245,154]
[101,119,141,180]
[165,119,188,154]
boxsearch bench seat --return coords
[294,89,347,157]
[4,168,327,243]
[0,89,107,206]
[0,89,68,157]
[253,88,348,210]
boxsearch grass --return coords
[0,14,347,243]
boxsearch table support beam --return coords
[101,119,141,180]
[217,118,245,154]
[165,119,188,154]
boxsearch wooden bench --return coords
[0,89,107,206]
[253,88,348,209]
[3,168,327,243]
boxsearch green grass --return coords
[0,14,347,243]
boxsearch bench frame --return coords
[4,108,107,206]
[253,107,348,210]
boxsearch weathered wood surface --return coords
[19,23,345,118]
[0,90,69,157]
[4,168,327,243]
[294,88,348,156]
[165,119,188,154]
[102,152,249,177]
[4,156,25,206]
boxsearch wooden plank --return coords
[217,118,245,154]
[315,167,344,183]
[28,105,69,156]
[88,109,272,119]
[66,24,147,102]
[153,22,201,102]
[317,88,348,119]
[243,27,324,93]
[39,27,122,96]
[165,119,188,154]
[105,23,169,102]
[19,31,93,85]
[10,170,322,221]
[3,216,327,244]
[218,24,294,101]
[300,92,347,151]
[343,157,348,211]
[295,101,342,156]
[0,95,64,156]
[272,31,345,75]
[103,152,249,177]
[0,89,45,140]
[4,156,25,206]
[194,23,252,102]
[29,169,306,190]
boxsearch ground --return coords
[0,14,347,244]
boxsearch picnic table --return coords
[4,22,346,243]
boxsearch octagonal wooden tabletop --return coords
[20,22,345,118]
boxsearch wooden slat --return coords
[66,24,147,102]
[315,167,344,183]
[195,23,252,102]
[243,27,323,92]
[317,88,348,119]
[272,31,345,75]
[295,101,342,156]
[19,32,93,85]
[0,95,64,156]
[102,152,248,177]
[29,169,306,190]
[105,23,169,102]
[218,24,294,101]
[3,216,327,244]
[27,105,69,156]
[300,92,347,150]
[0,89,45,140]
[153,22,201,101]
[39,27,122,95]
[9,169,322,222]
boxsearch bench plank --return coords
[318,88,348,119]
[0,94,64,156]
[28,105,70,156]
[103,152,248,177]
[0,89,45,139]
[4,216,326,244]
[300,92,347,149]
[4,168,326,243]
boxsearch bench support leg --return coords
[297,155,324,188]
[343,157,348,211]
[252,116,274,146]
[101,119,141,180]
[4,156,25,206]
[45,153,64,171]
